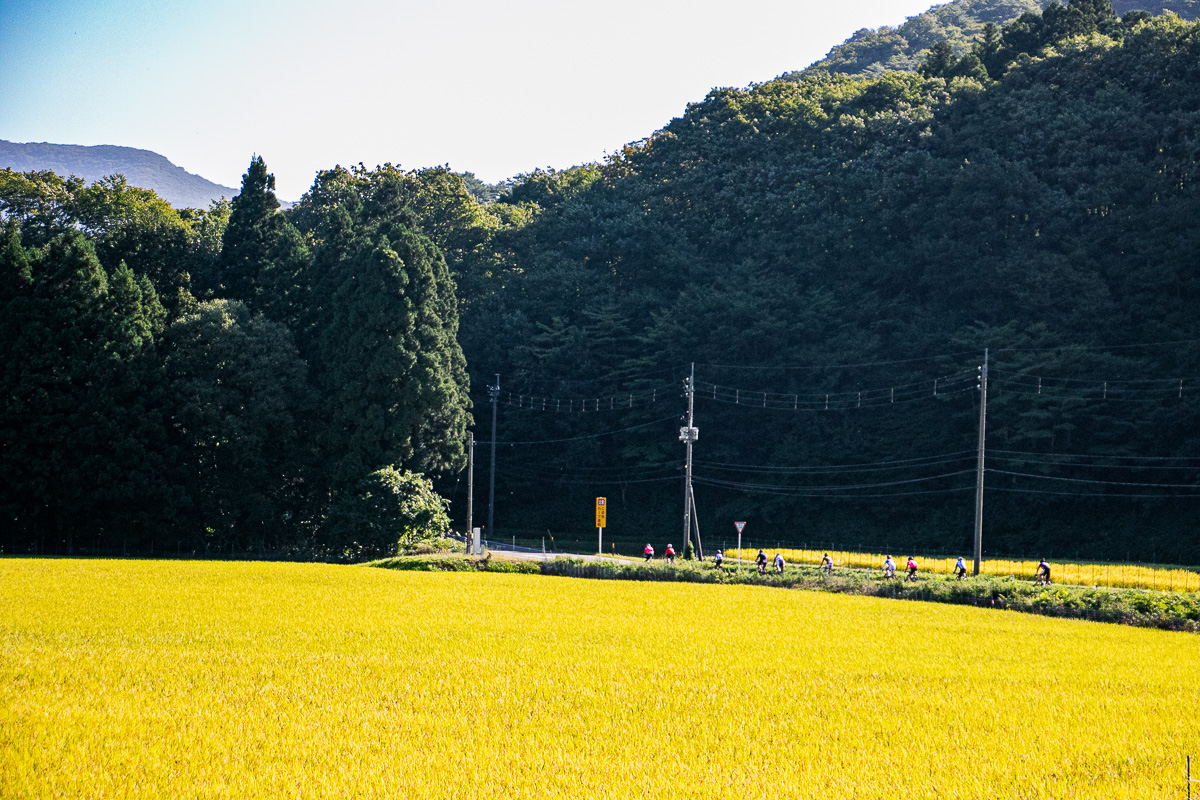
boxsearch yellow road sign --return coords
[595,497,607,528]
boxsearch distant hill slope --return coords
[0,140,238,210]
[802,0,1199,76]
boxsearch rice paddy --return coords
[1,558,1197,798]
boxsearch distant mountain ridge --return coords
[0,140,239,210]
[801,0,1200,77]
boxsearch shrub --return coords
[325,467,451,559]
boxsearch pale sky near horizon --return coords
[0,0,942,200]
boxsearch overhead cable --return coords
[478,414,678,446]
[987,468,1200,490]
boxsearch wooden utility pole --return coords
[973,349,988,576]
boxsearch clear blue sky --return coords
[0,0,942,200]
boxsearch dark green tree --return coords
[164,299,315,553]
[217,156,311,326]
[315,229,470,489]
[0,232,172,553]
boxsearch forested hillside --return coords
[0,141,239,210]
[3,1,1200,563]
[454,8,1200,562]
[803,0,1198,76]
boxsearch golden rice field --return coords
[2,558,1198,799]
[728,547,1200,592]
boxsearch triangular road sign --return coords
[734,521,746,534]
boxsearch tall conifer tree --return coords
[218,156,310,326]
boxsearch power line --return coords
[992,338,1200,354]
[991,448,1200,462]
[693,453,976,476]
[987,486,1200,499]
[701,384,977,411]
[692,476,975,499]
[991,369,1193,386]
[699,369,975,399]
[987,468,1200,490]
[493,383,682,412]
[990,386,1189,403]
[693,469,977,493]
[693,450,977,471]
[695,350,980,371]
[489,364,691,390]
[478,414,679,446]
[499,459,679,474]
[987,455,1200,471]
[495,466,681,486]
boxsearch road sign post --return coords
[734,521,746,572]
[596,497,607,555]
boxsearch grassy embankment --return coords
[369,552,1200,632]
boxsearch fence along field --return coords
[2,559,1198,799]
[726,547,1200,592]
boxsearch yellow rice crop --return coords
[728,547,1200,592]
[2,558,1198,799]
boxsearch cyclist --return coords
[1035,558,1051,585]
[906,556,918,581]
[883,555,896,579]
[713,550,724,569]
[821,553,833,574]
[955,556,968,580]
[756,549,768,575]
[773,553,785,574]
[665,543,676,565]
[644,543,654,562]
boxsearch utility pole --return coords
[488,375,499,543]
[690,489,703,560]
[680,363,700,558]
[973,349,988,576]
[466,431,474,553]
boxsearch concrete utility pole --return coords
[466,431,474,553]
[973,349,988,576]
[680,363,700,558]
[488,375,499,542]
